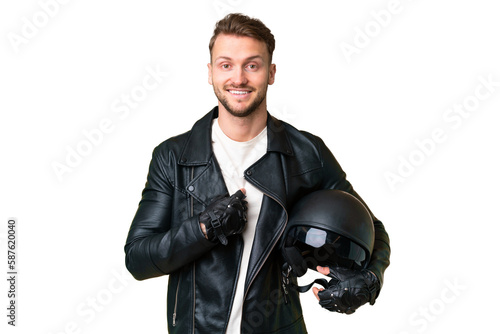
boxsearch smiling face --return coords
[208,34,276,118]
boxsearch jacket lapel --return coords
[243,116,295,293]
[187,158,228,206]
[179,107,228,205]
[243,151,289,293]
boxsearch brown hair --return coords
[209,13,275,63]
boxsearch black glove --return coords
[199,190,247,245]
[317,267,380,314]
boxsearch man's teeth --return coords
[229,90,249,95]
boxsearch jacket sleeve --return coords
[316,137,391,286]
[124,146,216,281]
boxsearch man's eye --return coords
[221,64,230,69]
[248,64,257,70]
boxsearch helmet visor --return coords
[288,226,369,270]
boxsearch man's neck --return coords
[217,106,267,142]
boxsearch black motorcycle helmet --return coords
[282,189,375,277]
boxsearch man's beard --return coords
[214,85,267,118]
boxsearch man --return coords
[124,13,390,333]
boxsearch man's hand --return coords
[199,189,247,245]
[313,266,380,314]
[312,266,331,299]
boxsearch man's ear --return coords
[268,63,276,85]
[207,63,213,85]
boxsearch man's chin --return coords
[221,102,258,118]
[226,108,255,118]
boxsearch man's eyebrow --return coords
[214,55,265,62]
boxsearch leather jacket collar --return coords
[178,106,294,167]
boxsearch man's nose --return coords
[231,67,248,86]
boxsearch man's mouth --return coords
[227,89,252,96]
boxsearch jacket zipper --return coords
[190,167,194,217]
[192,263,196,334]
[191,167,196,334]
[241,190,289,317]
[173,167,196,328]
[172,273,180,326]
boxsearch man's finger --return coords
[312,287,323,301]
[316,266,330,276]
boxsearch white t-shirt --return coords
[211,119,267,333]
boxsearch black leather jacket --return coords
[124,107,390,333]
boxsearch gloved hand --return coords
[317,267,380,314]
[199,190,247,245]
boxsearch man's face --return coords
[208,34,276,118]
